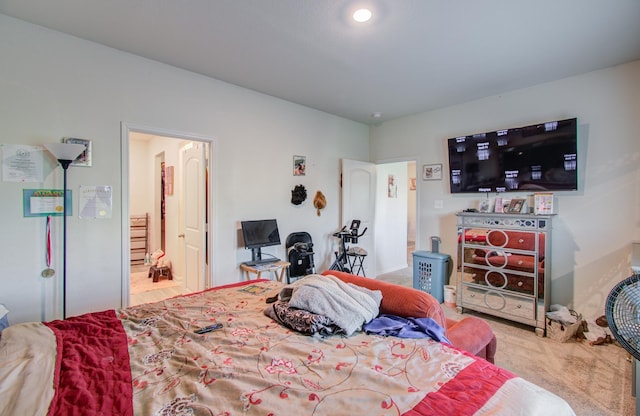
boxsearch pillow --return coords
[321,270,446,328]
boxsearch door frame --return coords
[120,122,216,307]
[373,157,420,271]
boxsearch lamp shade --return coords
[44,143,85,162]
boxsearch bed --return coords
[0,272,575,416]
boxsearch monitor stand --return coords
[251,247,263,263]
[244,247,279,266]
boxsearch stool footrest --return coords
[148,266,173,282]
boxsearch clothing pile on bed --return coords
[264,273,449,342]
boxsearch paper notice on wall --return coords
[79,185,113,219]
[1,144,44,182]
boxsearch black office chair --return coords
[285,232,315,283]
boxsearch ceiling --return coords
[2,0,640,125]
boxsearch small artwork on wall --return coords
[64,137,92,167]
[422,163,442,181]
[293,155,306,176]
[164,165,174,195]
[388,174,397,198]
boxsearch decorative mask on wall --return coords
[291,184,307,205]
[313,191,326,216]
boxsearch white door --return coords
[341,159,376,277]
[182,142,206,292]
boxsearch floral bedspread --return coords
[0,279,576,416]
[118,280,501,415]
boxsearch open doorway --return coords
[341,158,417,280]
[121,123,213,307]
[374,160,417,275]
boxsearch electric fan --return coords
[605,273,640,361]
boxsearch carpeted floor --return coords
[377,267,636,416]
[130,266,179,294]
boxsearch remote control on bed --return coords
[194,323,223,334]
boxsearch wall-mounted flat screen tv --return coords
[447,118,577,194]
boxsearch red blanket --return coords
[44,310,133,416]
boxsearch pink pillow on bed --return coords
[321,270,446,329]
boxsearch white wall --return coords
[0,15,369,324]
[129,137,153,218]
[370,60,640,318]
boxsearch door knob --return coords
[178,233,185,238]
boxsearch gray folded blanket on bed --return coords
[278,274,382,336]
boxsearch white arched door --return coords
[341,159,376,277]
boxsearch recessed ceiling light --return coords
[371,112,382,119]
[353,8,372,23]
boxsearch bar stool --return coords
[347,246,367,276]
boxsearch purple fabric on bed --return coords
[363,314,450,343]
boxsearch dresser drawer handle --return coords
[518,238,524,243]
[516,304,522,308]
[517,281,524,287]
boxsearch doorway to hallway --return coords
[121,123,214,307]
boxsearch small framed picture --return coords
[388,174,397,198]
[494,197,503,213]
[479,199,490,213]
[534,193,554,215]
[507,198,526,213]
[422,163,442,181]
[293,155,306,176]
[64,137,92,167]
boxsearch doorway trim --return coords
[120,122,216,307]
[373,156,420,271]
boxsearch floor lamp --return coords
[44,143,85,319]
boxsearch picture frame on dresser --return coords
[506,198,526,213]
[494,197,503,213]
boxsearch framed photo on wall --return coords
[64,137,92,167]
[422,163,442,181]
[293,155,306,176]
